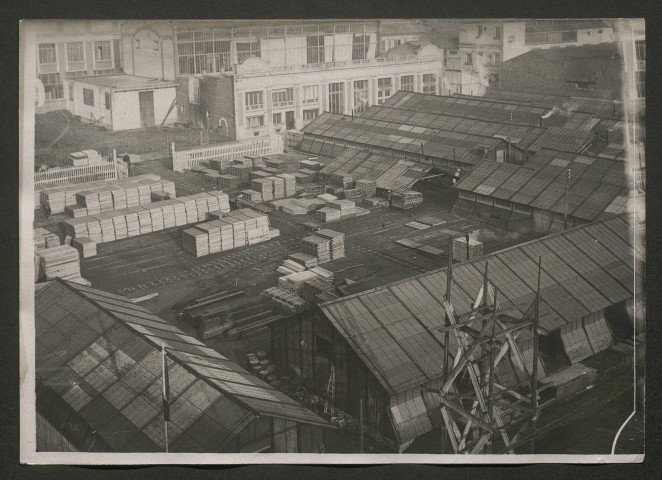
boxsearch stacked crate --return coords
[182,228,209,257]
[453,237,484,262]
[72,237,97,258]
[316,229,345,260]
[301,235,332,264]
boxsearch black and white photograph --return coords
[18,18,646,464]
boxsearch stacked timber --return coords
[34,228,59,249]
[315,229,345,260]
[288,252,318,269]
[343,188,363,201]
[207,190,231,213]
[111,186,128,210]
[182,228,209,257]
[110,211,128,239]
[276,173,297,197]
[302,277,336,303]
[124,209,140,236]
[391,190,423,210]
[299,159,324,171]
[278,271,319,295]
[364,197,389,207]
[269,227,280,239]
[270,176,286,199]
[241,190,263,203]
[86,218,102,243]
[317,193,338,203]
[36,245,81,281]
[136,207,153,235]
[309,266,334,281]
[76,191,101,215]
[218,174,240,190]
[299,168,319,183]
[355,179,377,198]
[301,235,331,264]
[251,178,274,202]
[453,237,483,261]
[159,200,177,229]
[251,170,271,180]
[196,223,221,254]
[72,237,97,258]
[228,164,252,186]
[292,172,312,184]
[316,207,341,223]
[264,287,311,314]
[147,204,165,232]
[325,199,356,218]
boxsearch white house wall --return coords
[66,81,113,129]
[112,87,177,130]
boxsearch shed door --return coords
[139,90,155,128]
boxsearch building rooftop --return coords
[71,75,178,92]
[454,151,630,220]
[381,21,428,36]
[525,19,612,33]
[318,213,636,397]
[36,280,329,452]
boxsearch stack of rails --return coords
[72,237,97,258]
[315,229,345,260]
[391,190,423,210]
[276,173,297,197]
[35,245,81,281]
[453,236,483,261]
[301,235,332,264]
[33,228,60,249]
[264,287,311,314]
[60,191,230,244]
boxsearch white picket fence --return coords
[171,135,284,172]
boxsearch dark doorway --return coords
[538,330,571,374]
[139,91,155,128]
[286,111,295,130]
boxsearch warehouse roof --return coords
[454,151,630,220]
[318,148,432,190]
[381,20,428,36]
[70,75,178,92]
[302,112,505,166]
[36,280,329,452]
[318,214,636,396]
[524,19,611,33]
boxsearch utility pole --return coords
[530,256,542,454]
[563,168,571,230]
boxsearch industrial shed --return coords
[36,279,331,453]
[453,150,630,233]
[270,214,638,451]
[64,74,178,131]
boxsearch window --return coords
[635,40,645,70]
[189,77,200,103]
[104,92,111,110]
[352,34,370,61]
[377,77,392,104]
[328,82,344,114]
[306,35,325,64]
[245,91,263,110]
[422,74,436,94]
[247,115,264,128]
[302,85,319,104]
[83,88,94,106]
[273,112,282,124]
[66,42,85,71]
[38,73,63,100]
[303,109,318,123]
[94,40,112,70]
[272,88,294,108]
[68,83,74,101]
[561,30,578,42]
[353,79,369,114]
[400,75,415,92]
[494,26,501,40]
[636,70,645,98]
[465,52,473,65]
[494,198,511,210]
[176,30,231,74]
[38,44,57,68]
[236,41,260,63]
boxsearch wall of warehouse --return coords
[111,87,177,130]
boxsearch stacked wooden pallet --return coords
[36,245,80,281]
[453,236,483,261]
[301,235,332,263]
[391,190,424,210]
[316,229,345,260]
[72,237,97,258]
[264,287,311,314]
[182,228,209,257]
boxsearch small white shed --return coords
[64,74,178,131]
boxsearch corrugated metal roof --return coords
[319,214,634,396]
[36,280,329,452]
[455,151,629,220]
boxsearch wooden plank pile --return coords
[288,252,318,269]
[299,168,319,183]
[315,229,345,260]
[309,266,334,281]
[364,197,389,207]
[330,172,354,188]
[316,207,341,223]
[317,193,337,203]
[271,176,286,199]
[391,190,423,210]
[269,227,280,238]
[292,172,313,184]
[67,150,104,167]
[251,178,274,202]
[278,271,319,295]
[264,287,311,314]
[299,159,325,171]
[34,228,60,249]
[72,237,97,258]
[453,236,483,261]
[218,174,240,190]
[36,245,81,281]
[302,276,336,304]
[251,170,271,180]
[182,228,209,257]
[355,179,377,198]
[301,235,332,264]
[240,190,263,203]
[276,173,297,197]
[228,163,252,186]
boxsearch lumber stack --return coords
[325,199,356,218]
[182,228,209,257]
[391,190,423,210]
[228,164,252,186]
[270,176,286,199]
[299,168,319,183]
[355,179,377,198]
[315,229,345,260]
[34,228,60,249]
[251,170,271,180]
[302,277,336,304]
[301,235,332,264]
[292,172,313,184]
[278,271,319,295]
[251,178,274,202]
[277,173,297,197]
[316,207,341,223]
[218,174,240,190]
[264,287,311,314]
[36,245,81,281]
[453,237,483,261]
[288,252,318,269]
[72,237,97,258]
[241,190,263,203]
[317,193,337,203]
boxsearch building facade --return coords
[35,20,124,113]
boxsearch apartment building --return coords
[35,20,123,113]
[613,19,645,119]
[120,21,443,139]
